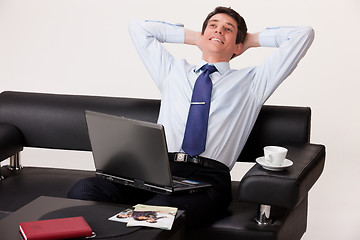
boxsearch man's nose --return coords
[215,28,223,35]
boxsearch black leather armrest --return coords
[0,123,24,161]
[237,143,325,208]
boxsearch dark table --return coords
[0,196,185,240]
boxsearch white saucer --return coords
[256,157,293,171]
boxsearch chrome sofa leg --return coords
[255,204,272,225]
[9,152,22,171]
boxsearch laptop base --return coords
[96,171,211,195]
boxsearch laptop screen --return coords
[85,111,173,187]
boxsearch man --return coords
[68,6,314,226]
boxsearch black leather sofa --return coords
[0,91,325,240]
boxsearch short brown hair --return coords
[202,6,247,44]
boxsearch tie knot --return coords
[201,64,217,74]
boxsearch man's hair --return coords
[202,6,247,44]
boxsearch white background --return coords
[1,0,359,239]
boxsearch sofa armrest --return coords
[237,143,325,208]
[0,123,24,162]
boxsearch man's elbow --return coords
[302,26,315,42]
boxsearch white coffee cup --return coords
[264,146,288,166]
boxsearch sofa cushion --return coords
[238,106,311,163]
[0,166,94,212]
[188,187,308,240]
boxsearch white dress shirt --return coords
[129,20,314,170]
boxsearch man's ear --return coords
[234,43,243,56]
[231,43,244,59]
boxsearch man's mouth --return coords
[210,37,224,44]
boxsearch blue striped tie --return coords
[182,64,217,157]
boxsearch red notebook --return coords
[19,216,93,240]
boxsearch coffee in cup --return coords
[264,146,288,166]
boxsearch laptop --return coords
[85,110,212,195]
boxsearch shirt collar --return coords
[195,60,230,75]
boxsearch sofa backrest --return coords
[237,105,311,162]
[0,91,311,162]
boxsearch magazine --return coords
[108,204,178,230]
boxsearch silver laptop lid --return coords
[85,111,173,187]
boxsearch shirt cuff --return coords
[165,24,185,44]
[144,20,185,44]
[259,27,281,48]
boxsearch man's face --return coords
[199,13,242,62]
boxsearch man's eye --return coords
[226,28,232,32]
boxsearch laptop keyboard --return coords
[172,180,187,188]
[172,176,201,187]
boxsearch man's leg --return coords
[67,177,155,204]
[146,186,228,227]
[67,163,231,226]
[146,162,232,227]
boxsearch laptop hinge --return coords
[134,179,145,188]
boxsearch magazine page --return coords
[108,208,134,223]
[108,204,178,230]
